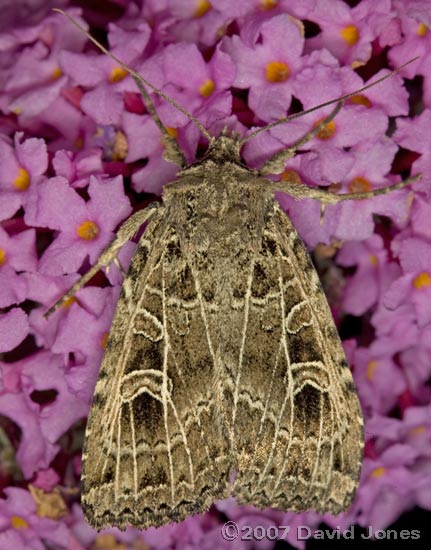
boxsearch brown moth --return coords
[48,10,419,530]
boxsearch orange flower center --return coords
[13,167,30,191]
[75,135,84,150]
[165,127,178,139]
[76,220,100,240]
[61,296,78,309]
[409,425,426,436]
[366,360,377,381]
[11,516,29,529]
[369,254,378,266]
[413,272,431,289]
[340,24,360,46]
[260,0,278,9]
[0,248,6,266]
[265,61,290,83]
[194,0,211,18]
[109,66,129,83]
[313,118,336,140]
[280,169,302,184]
[348,176,372,193]
[51,67,63,80]
[371,466,385,478]
[417,22,428,36]
[199,78,215,97]
[93,534,124,549]
[349,94,372,108]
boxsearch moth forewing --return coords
[81,206,233,529]
[49,9,420,531]
[230,203,363,513]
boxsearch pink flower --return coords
[166,0,229,46]
[0,8,89,143]
[389,10,431,107]
[410,194,431,240]
[327,138,410,241]
[400,324,431,396]
[0,307,29,352]
[0,362,60,477]
[384,237,431,327]
[52,149,103,189]
[0,487,70,550]
[305,0,393,66]
[0,226,37,308]
[223,14,305,121]
[34,175,132,275]
[371,301,419,356]
[353,343,407,414]
[59,22,152,126]
[337,235,391,316]
[0,133,48,222]
[354,444,429,530]
[32,468,60,492]
[160,43,236,127]
[394,108,431,195]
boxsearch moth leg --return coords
[44,204,160,318]
[320,203,326,225]
[260,101,344,176]
[270,174,421,205]
[109,257,127,277]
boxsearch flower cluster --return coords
[0,1,430,549]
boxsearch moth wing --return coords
[81,214,232,529]
[232,203,363,514]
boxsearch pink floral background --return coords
[0,1,430,548]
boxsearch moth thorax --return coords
[205,136,242,164]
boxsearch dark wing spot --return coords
[133,393,163,433]
[261,233,278,256]
[165,238,182,262]
[287,331,323,364]
[91,392,106,408]
[251,262,271,299]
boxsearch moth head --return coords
[204,131,243,164]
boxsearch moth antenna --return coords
[240,56,420,145]
[53,8,213,143]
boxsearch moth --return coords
[48,10,419,530]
